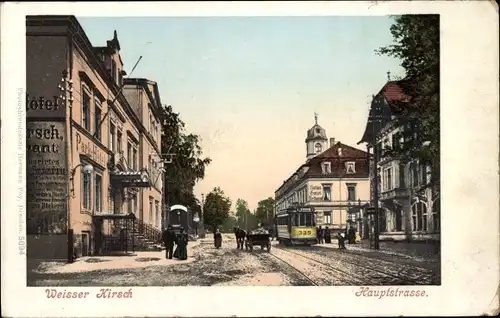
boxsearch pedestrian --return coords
[338,232,346,249]
[162,225,175,259]
[214,228,222,249]
[317,226,324,244]
[324,226,331,244]
[173,227,189,260]
[348,227,356,244]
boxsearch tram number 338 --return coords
[296,230,312,235]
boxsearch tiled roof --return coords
[358,78,415,144]
[275,142,370,197]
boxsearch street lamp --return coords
[69,163,94,198]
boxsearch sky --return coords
[78,16,405,211]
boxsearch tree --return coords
[255,197,275,227]
[220,215,238,233]
[235,199,258,231]
[376,15,440,189]
[203,187,231,231]
[160,105,212,209]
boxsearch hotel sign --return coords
[75,132,108,167]
[309,184,322,201]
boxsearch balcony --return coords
[380,187,408,201]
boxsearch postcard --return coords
[1,1,498,317]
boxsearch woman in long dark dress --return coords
[174,228,189,260]
[214,229,222,248]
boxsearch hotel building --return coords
[26,15,164,260]
[274,116,371,234]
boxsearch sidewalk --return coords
[30,239,202,274]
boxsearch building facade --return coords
[358,79,440,242]
[274,117,371,234]
[123,78,163,230]
[26,15,164,260]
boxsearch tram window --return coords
[305,213,313,226]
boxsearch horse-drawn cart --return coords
[245,232,271,252]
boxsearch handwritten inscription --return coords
[355,287,428,298]
[26,121,67,235]
[76,132,107,167]
[45,288,133,299]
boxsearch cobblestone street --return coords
[28,234,440,286]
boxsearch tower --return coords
[305,113,328,160]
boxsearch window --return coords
[82,169,91,210]
[432,199,440,232]
[410,163,419,187]
[392,133,401,151]
[322,184,332,201]
[315,143,322,153]
[133,148,138,170]
[149,199,154,225]
[109,123,116,152]
[94,98,102,141]
[324,211,332,224]
[383,168,393,191]
[117,130,122,154]
[412,202,428,231]
[127,142,132,167]
[82,90,91,130]
[321,162,331,174]
[347,183,357,201]
[95,174,102,212]
[315,128,321,134]
[345,161,356,174]
[128,193,137,216]
[155,201,160,228]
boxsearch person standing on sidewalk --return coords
[162,225,175,259]
[174,227,189,260]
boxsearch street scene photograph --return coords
[26,14,440,287]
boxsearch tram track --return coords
[271,245,374,285]
[311,247,436,284]
[263,252,319,286]
[273,245,423,285]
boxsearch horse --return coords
[233,227,247,249]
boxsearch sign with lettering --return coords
[309,185,323,201]
[26,121,68,235]
[26,35,68,119]
[75,132,108,167]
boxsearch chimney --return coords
[329,138,336,148]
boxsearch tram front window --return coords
[293,213,314,226]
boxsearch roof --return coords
[358,78,414,145]
[275,141,370,197]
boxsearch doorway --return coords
[81,231,90,256]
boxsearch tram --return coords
[274,205,317,246]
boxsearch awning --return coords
[111,170,151,188]
[93,212,137,220]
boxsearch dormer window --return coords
[315,143,322,153]
[345,161,356,174]
[321,162,332,174]
[315,128,321,134]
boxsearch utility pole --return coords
[372,140,380,250]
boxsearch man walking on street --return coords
[162,225,175,259]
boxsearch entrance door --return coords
[81,232,90,256]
